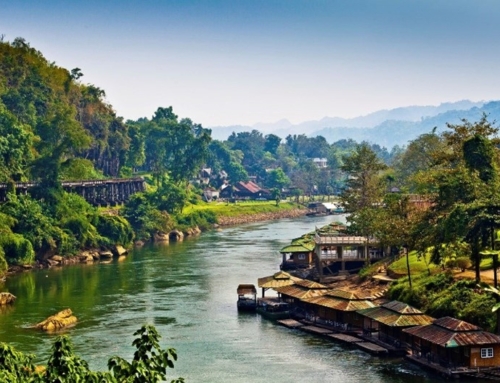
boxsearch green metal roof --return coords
[280,243,314,253]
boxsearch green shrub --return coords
[96,215,134,246]
[0,232,35,265]
[0,325,184,382]
[388,271,497,332]
[456,256,472,271]
[122,193,174,240]
[0,193,58,253]
[59,158,104,180]
[61,217,103,248]
[445,258,456,269]
[175,210,217,231]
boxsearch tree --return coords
[340,143,387,213]
[264,134,281,155]
[0,103,34,182]
[414,117,500,282]
[141,107,211,187]
[266,168,290,190]
[392,129,444,192]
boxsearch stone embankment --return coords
[216,208,307,227]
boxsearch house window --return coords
[481,348,494,358]
[298,254,306,260]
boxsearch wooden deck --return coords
[300,325,333,336]
[356,342,389,355]
[276,318,394,357]
[277,319,305,329]
[359,334,407,356]
[327,333,363,344]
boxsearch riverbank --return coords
[215,207,307,226]
[6,203,307,276]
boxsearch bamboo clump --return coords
[35,309,77,332]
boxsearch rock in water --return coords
[35,309,77,332]
[0,292,16,305]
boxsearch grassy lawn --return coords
[185,200,304,218]
[389,250,496,277]
[480,257,496,270]
[388,251,439,277]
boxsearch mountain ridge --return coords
[209,100,491,147]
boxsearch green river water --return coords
[0,215,468,382]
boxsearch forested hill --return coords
[0,38,211,185]
[0,37,130,182]
[0,38,214,272]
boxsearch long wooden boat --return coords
[256,298,291,320]
[237,284,257,312]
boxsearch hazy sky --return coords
[2,1,500,126]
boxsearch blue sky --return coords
[2,1,500,126]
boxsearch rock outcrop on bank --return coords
[216,208,307,227]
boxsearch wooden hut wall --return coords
[469,345,500,368]
[379,324,400,343]
[290,252,313,266]
[362,317,379,333]
[347,312,363,329]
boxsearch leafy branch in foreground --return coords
[0,325,184,383]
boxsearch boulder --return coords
[51,255,63,262]
[35,308,77,332]
[46,259,59,267]
[80,254,94,263]
[99,250,114,259]
[153,232,169,242]
[169,230,184,241]
[0,292,16,305]
[114,245,128,256]
[184,226,201,236]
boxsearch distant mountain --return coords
[208,100,488,143]
[314,101,500,148]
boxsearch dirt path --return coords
[455,269,497,285]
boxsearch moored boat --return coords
[237,284,257,311]
[256,297,291,320]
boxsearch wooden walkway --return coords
[275,317,395,356]
[356,342,389,355]
[301,325,333,336]
[277,319,305,329]
[327,333,363,344]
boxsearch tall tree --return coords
[414,117,500,282]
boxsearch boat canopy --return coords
[237,284,257,295]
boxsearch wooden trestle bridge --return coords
[0,177,145,206]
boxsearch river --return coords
[0,215,458,382]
